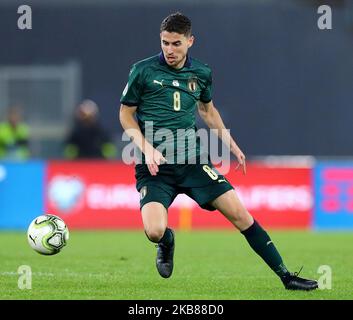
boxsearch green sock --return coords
[159,228,174,247]
[241,220,289,278]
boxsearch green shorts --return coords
[135,161,234,211]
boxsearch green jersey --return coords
[120,53,212,164]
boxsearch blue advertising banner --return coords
[0,161,45,229]
[314,162,353,230]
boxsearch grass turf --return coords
[0,230,352,300]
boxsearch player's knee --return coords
[144,228,165,243]
[228,208,253,228]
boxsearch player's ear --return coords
[187,35,194,48]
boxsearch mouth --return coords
[166,56,176,62]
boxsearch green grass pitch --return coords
[0,230,352,300]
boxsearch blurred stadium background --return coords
[1,0,353,299]
[1,0,352,231]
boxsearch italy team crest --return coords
[140,186,147,200]
[188,77,198,92]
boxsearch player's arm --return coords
[198,100,246,174]
[119,104,166,176]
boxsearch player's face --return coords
[160,31,194,69]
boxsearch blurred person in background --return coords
[64,99,117,160]
[0,106,30,160]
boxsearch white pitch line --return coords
[0,271,114,278]
[0,271,55,277]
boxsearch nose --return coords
[166,45,174,55]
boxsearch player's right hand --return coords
[145,148,167,176]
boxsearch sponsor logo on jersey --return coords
[172,80,180,87]
[153,79,164,87]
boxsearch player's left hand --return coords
[233,146,246,175]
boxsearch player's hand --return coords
[144,148,167,176]
[233,146,246,175]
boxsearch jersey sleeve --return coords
[120,65,143,106]
[200,69,212,103]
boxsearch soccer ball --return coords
[27,214,69,255]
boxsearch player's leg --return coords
[210,190,289,275]
[135,164,177,278]
[182,162,318,290]
[139,184,176,278]
[209,189,254,231]
[141,201,168,243]
[210,190,318,290]
[141,202,175,279]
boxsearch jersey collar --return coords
[158,52,192,69]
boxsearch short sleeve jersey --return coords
[120,52,212,163]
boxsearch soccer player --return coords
[119,12,318,291]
